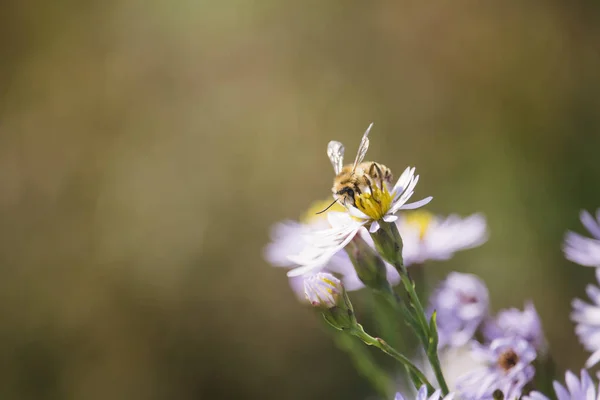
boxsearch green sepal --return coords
[427,310,439,354]
[322,313,343,331]
[402,305,427,345]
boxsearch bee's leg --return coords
[373,164,385,190]
[365,176,374,195]
[384,169,393,185]
[351,184,360,208]
[365,176,381,204]
[368,163,379,179]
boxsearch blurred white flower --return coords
[571,268,600,368]
[264,200,398,298]
[564,209,600,267]
[419,345,485,393]
[398,211,488,266]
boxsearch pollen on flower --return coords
[301,199,345,223]
[498,349,519,372]
[404,210,434,239]
[355,185,393,221]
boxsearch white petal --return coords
[586,349,600,368]
[383,214,398,223]
[565,370,580,397]
[393,166,413,193]
[581,210,600,239]
[396,196,433,211]
[369,220,380,233]
[286,263,325,277]
[416,385,428,400]
[347,206,370,220]
[327,211,354,228]
[554,382,570,400]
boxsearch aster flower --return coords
[483,302,546,352]
[564,209,600,267]
[304,272,357,330]
[287,167,431,277]
[397,211,488,266]
[428,272,490,348]
[394,385,455,400]
[523,369,597,400]
[346,166,433,233]
[456,337,536,400]
[264,200,399,298]
[571,268,600,368]
[418,345,486,393]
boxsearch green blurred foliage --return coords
[0,1,600,399]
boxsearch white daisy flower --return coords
[564,209,600,267]
[397,211,488,266]
[346,166,433,233]
[265,200,399,296]
[571,268,600,368]
[287,167,431,277]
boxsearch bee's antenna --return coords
[316,198,339,215]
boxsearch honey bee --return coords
[318,123,393,213]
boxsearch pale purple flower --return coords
[286,166,431,277]
[523,370,598,400]
[398,212,488,266]
[483,302,546,351]
[394,385,455,400]
[564,209,600,267]
[456,337,536,400]
[572,268,600,368]
[428,272,490,348]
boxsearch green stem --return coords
[396,265,449,396]
[376,286,427,344]
[333,331,393,398]
[350,324,435,393]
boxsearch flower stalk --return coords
[370,220,450,395]
[349,324,435,393]
[332,329,393,398]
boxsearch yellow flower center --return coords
[354,185,393,221]
[404,210,434,239]
[301,199,345,224]
[321,276,338,295]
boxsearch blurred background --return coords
[1,1,600,399]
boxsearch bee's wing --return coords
[327,141,345,175]
[352,122,373,172]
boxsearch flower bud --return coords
[345,235,391,292]
[369,220,405,270]
[304,273,357,330]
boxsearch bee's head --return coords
[334,186,356,207]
